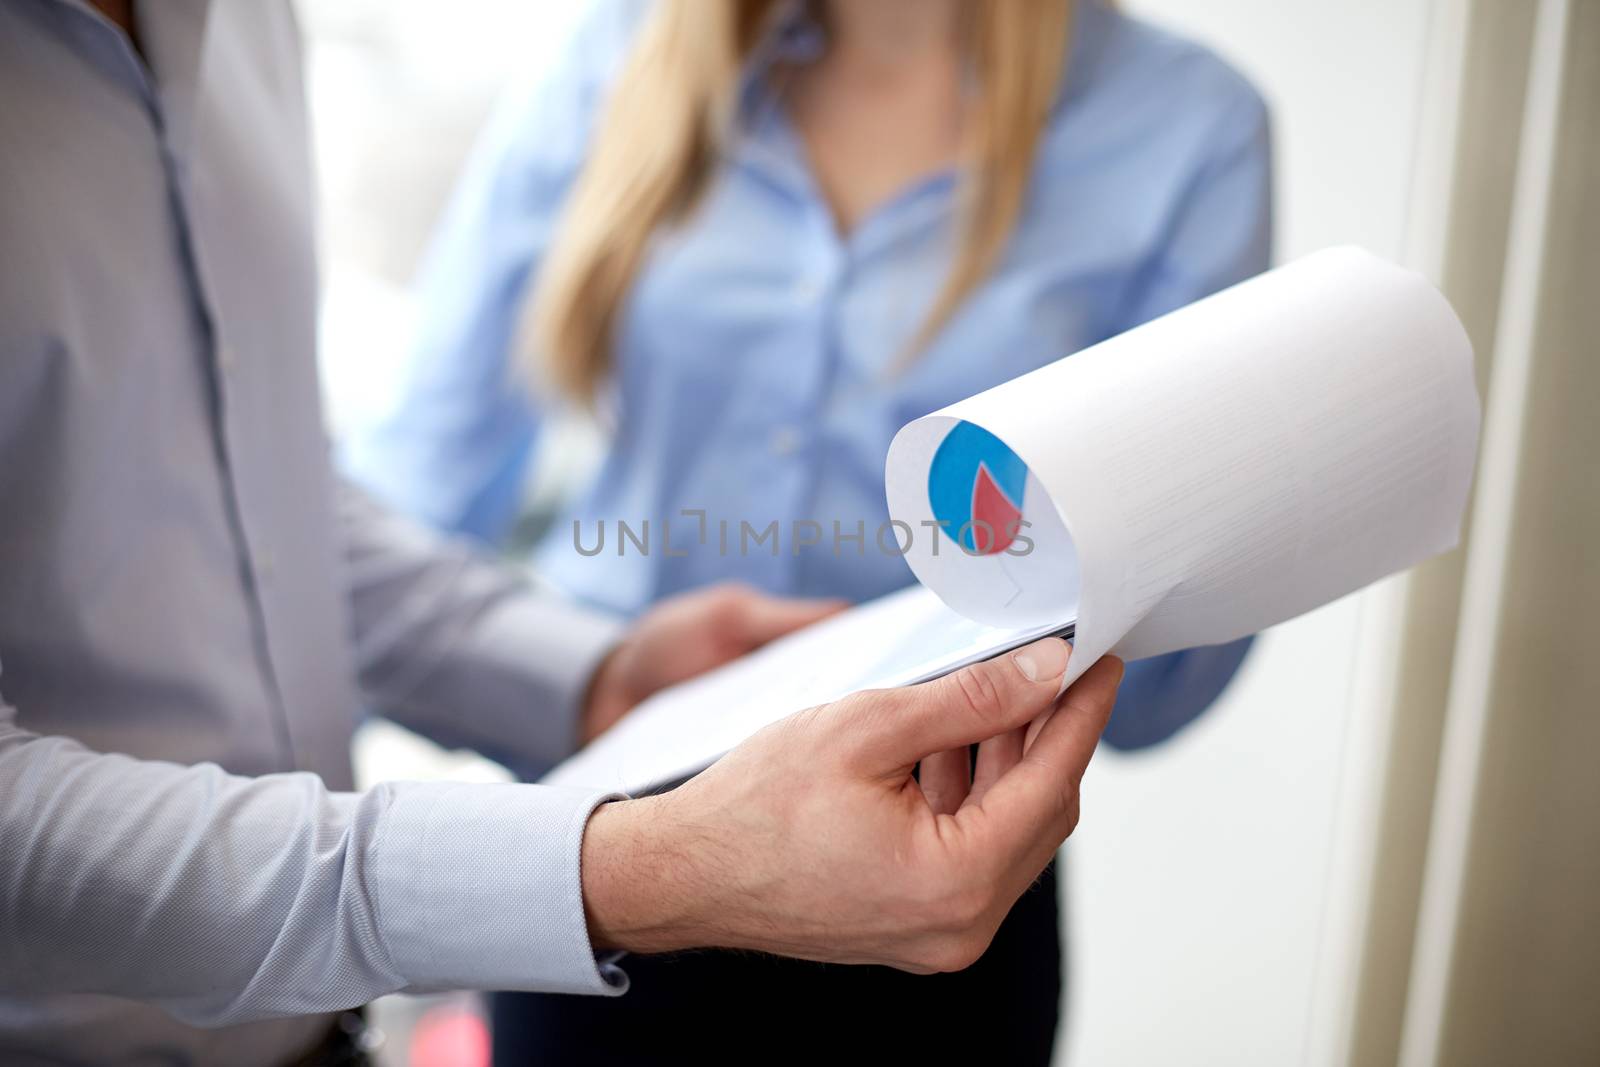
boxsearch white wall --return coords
[1062,3,1441,1064]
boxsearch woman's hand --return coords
[580,583,845,743]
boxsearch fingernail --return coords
[1012,638,1068,682]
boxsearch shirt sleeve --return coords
[0,681,628,1028]
[338,0,646,544]
[1101,80,1274,751]
[337,481,623,776]
[1114,84,1274,328]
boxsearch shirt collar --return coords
[42,0,215,153]
[734,0,824,135]
[139,0,214,153]
[735,0,1110,131]
[1055,0,1112,116]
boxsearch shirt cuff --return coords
[371,780,630,996]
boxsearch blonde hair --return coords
[530,0,1074,403]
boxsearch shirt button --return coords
[792,277,824,304]
[217,346,237,374]
[769,426,801,456]
[255,549,276,582]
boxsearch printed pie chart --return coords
[927,420,1028,554]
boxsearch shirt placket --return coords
[725,122,840,590]
[83,5,305,775]
[729,68,966,589]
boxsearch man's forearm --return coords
[580,788,824,963]
[582,797,705,955]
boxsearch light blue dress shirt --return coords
[0,3,628,1064]
[345,0,1273,748]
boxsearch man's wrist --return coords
[581,795,718,955]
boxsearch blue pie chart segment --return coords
[927,421,1029,555]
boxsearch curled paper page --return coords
[885,246,1481,689]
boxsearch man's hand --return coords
[580,584,845,743]
[581,638,1123,973]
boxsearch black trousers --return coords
[492,859,1061,1066]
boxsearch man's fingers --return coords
[973,655,1124,853]
[969,724,1025,806]
[852,638,1070,774]
[729,591,847,648]
[1029,655,1122,786]
[919,747,971,816]
[1023,707,1053,752]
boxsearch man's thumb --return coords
[853,638,1071,773]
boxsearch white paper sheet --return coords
[545,585,1072,793]
[548,247,1479,791]
[886,245,1480,688]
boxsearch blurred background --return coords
[297,1,1598,1064]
